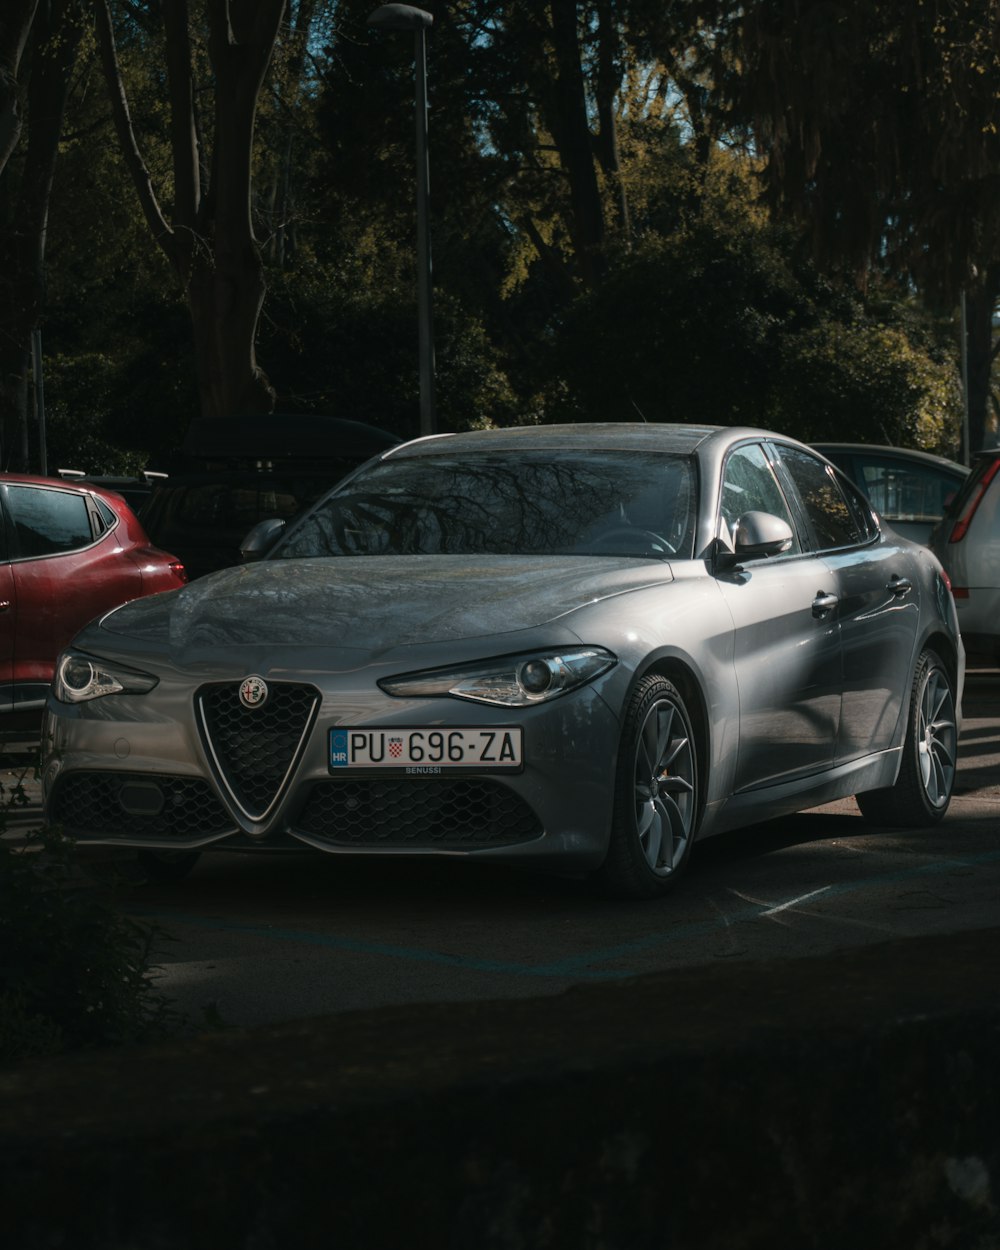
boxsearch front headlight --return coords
[379,647,617,707]
[53,651,159,704]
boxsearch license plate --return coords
[329,727,523,772]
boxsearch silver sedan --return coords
[42,424,964,899]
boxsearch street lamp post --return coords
[368,4,436,437]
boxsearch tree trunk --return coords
[0,0,82,469]
[270,0,315,269]
[193,0,284,417]
[187,244,273,419]
[594,0,630,240]
[0,0,39,178]
[96,0,284,421]
[546,0,605,288]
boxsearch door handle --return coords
[812,591,838,617]
[887,576,913,597]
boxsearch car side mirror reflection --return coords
[240,517,286,563]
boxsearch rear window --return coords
[855,456,964,524]
[166,483,302,529]
[143,475,335,543]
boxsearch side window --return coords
[5,486,95,558]
[837,474,880,543]
[93,498,118,534]
[719,443,800,554]
[773,445,867,550]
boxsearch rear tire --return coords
[595,675,698,899]
[856,648,957,827]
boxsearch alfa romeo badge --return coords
[239,675,269,709]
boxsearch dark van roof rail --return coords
[181,415,400,464]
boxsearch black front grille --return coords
[294,779,542,848]
[198,681,318,819]
[49,772,234,841]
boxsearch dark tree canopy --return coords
[1,0,989,469]
[682,0,1000,450]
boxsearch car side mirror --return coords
[240,517,286,563]
[716,511,794,570]
[734,511,794,558]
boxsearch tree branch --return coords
[161,0,200,277]
[0,0,40,175]
[93,0,177,269]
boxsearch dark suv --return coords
[140,415,400,580]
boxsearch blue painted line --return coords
[537,848,1000,975]
[131,847,1000,983]
[133,911,609,980]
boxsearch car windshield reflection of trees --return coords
[274,453,697,561]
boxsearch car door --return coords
[714,441,843,791]
[771,443,919,763]
[4,482,143,708]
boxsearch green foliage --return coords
[261,260,523,436]
[4,0,984,463]
[552,202,960,450]
[702,0,1000,299]
[35,353,151,474]
[772,321,962,452]
[0,792,182,1064]
[551,210,808,424]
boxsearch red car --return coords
[0,474,186,729]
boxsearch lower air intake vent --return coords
[49,772,233,841]
[295,778,542,847]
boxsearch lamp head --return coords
[368,5,434,30]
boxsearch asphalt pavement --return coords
[4,669,997,1033]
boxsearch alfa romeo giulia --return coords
[41,424,963,899]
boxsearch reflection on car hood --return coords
[98,555,673,650]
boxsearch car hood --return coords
[96,555,673,652]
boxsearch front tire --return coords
[856,647,958,827]
[596,675,698,899]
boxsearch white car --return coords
[929,447,1000,664]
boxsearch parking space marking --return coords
[538,848,1000,975]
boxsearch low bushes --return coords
[0,766,181,1063]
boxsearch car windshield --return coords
[273,450,698,560]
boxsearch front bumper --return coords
[42,677,622,872]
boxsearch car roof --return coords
[0,473,139,517]
[1,472,95,490]
[812,443,968,473]
[382,423,789,460]
[181,415,401,461]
